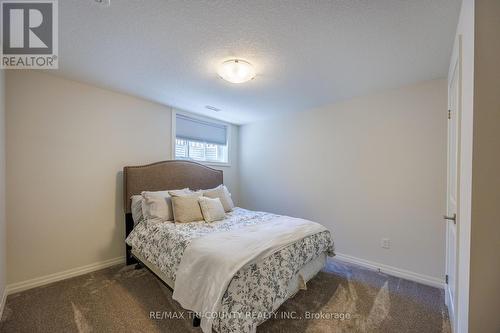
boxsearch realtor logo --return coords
[1,0,58,69]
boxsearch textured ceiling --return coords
[54,0,461,124]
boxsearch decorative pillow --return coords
[171,195,204,223]
[169,189,203,197]
[141,188,190,221]
[198,197,226,223]
[142,190,172,197]
[203,185,234,212]
[130,195,144,225]
[168,188,196,197]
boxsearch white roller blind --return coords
[176,114,227,145]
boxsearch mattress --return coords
[126,207,334,333]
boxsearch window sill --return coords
[174,158,231,168]
[204,162,231,168]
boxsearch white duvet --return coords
[172,215,328,333]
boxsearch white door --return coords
[445,35,461,331]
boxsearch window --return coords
[174,113,229,164]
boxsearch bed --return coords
[123,160,334,333]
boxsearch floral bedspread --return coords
[126,207,334,332]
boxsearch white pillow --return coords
[130,195,144,225]
[141,188,190,221]
[203,185,234,212]
[168,189,196,197]
[198,197,226,223]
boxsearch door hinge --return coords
[445,274,449,284]
[448,109,451,120]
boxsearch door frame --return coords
[446,34,462,333]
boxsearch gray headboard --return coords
[123,160,223,214]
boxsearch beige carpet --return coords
[1,258,450,332]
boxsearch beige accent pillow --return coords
[203,185,234,212]
[171,195,204,223]
[141,188,190,221]
[198,197,226,223]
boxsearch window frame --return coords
[171,109,231,167]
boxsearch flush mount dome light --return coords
[217,59,256,84]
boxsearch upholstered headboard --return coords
[123,160,223,214]
[123,160,223,264]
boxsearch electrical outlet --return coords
[381,238,390,249]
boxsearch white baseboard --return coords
[3,253,443,301]
[6,256,125,295]
[0,287,7,320]
[334,253,445,289]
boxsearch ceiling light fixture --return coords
[217,59,256,84]
[93,0,111,7]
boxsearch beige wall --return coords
[0,70,6,306]
[5,71,239,285]
[239,79,447,281]
[469,1,500,332]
